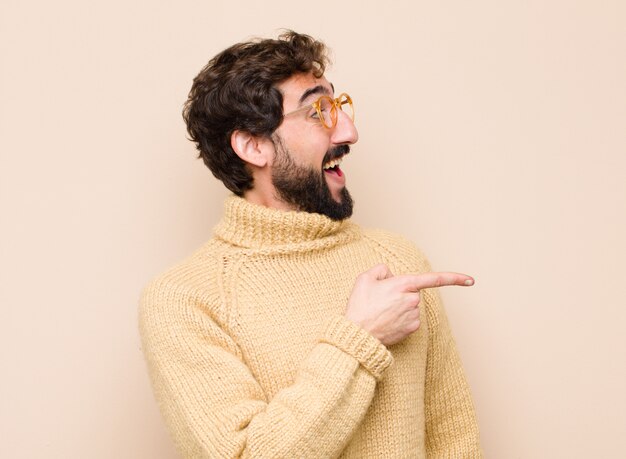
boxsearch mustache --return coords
[323,145,350,164]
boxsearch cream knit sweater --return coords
[139,196,482,458]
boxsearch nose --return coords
[330,108,359,145]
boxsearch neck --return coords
[243,169,299,212]
[213,195,355,249]
[243,188,297,213]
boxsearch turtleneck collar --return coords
[213,195,354,249]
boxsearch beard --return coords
[270,135,354,221]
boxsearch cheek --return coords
[277,121,332,163]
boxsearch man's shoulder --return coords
[360,228,432,274]
[138,237,236,352]
[140,237,228,311]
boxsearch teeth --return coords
[323,157,343,170]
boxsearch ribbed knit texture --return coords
[139,196,482,458]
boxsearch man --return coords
[139,31,482,458]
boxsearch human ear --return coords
[230,130,270,168]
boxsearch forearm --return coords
[141,298,392,458]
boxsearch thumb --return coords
[366,263,394,281]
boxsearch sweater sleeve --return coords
[422,285,483,458]
[138,280,393,459]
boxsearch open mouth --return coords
[323,153,348,177]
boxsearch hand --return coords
[345,264,474,346]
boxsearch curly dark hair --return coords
[182,31,330,195]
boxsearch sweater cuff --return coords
[320,316,393,381]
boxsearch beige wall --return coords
[1,0,625,457]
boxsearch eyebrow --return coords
[298,84,334,105]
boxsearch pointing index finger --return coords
[398,272,475,291]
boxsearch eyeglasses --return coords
[283,93,355,129]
